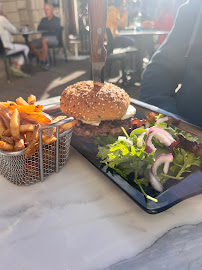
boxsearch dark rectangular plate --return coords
[48,99,202,214]
[71,135,202,214]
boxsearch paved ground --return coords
[0,57,140,103]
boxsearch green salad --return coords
[96,114,201,202]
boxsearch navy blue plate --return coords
[71,135,202,214]
[47,99,202,214]
[71,100,202,214]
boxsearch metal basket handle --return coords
[38,117,74,181]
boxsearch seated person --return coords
[106,0,135,49]
[107,0,128,38]
[29,3,61,69]
[0,5,29,77]
[139,0,202,128]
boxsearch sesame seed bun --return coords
[60,81,130,122]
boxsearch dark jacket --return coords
[139,0,202,127]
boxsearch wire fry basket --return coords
[0,117,74,185]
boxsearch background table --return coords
[14,30,47,45]
[118,29,169,78]
[0,96,201,270]
[118,29,169,37]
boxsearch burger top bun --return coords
[60,81,130,122]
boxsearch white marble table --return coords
[0,98,202,270]
[1,146,202,270]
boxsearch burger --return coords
[60,81,136,140]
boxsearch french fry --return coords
[9,104,44,113]
[24,131,33,145]
[52,116,66,122]
[20,112,52,126]
[2,129,12,137]
[50,116,77,134]
[28,95,36,105]
[1,135,14,145]
[14,138,25,151]
[10,108,20,140]
[22,133,26,143]
[0,115,10,129]
[35,105,43,112]
[0,117,6,137]
[42,135,57,144]
[0,104,11,129]
[16,97,29,106]
[0,101,16,108]
[25,125,40,158]
[42,128,55,138]
[8,104,36,113]
[42,116,66,137]
[20,124,35,133]
[25,142,39,158]
[42,116,71,137]
[61,120,77,132]
[0,141,14,151]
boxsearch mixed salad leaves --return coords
[96,113,202,202]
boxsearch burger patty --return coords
[74,118,132,138]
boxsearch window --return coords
[44,0,59,7]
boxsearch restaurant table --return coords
[118,29,169,37]
[118,29,169,79]
[0,96,202,270]
[14,30,47,45]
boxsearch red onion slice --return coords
[152,153,173,175]
[145,134,157,153]
[149,171,164,192]
[148,127,175,144]
[149,153,173,192]
[156,116,170,124]
[145,127,175,153]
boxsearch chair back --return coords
[57,26,64,47]
[105,28,114,55]
[0,37,6,56]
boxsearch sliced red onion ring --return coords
[156,116,170,124]
[152,153,173,175]
[148,127,175,144]
[145,127,175,153]
[149,153,173,192]
[149,171,163,193]
[145,134,157,153]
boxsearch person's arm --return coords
[37,18,45,31]
[52,17,61,33]
[139,58,179,114]
[107,8,121,27]
[139,2,198,115]
[2,17,17,34]
[119,8,128,28]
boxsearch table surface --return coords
[0,96,202,270]
[14,30,46,36]
[118,29,169,36]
